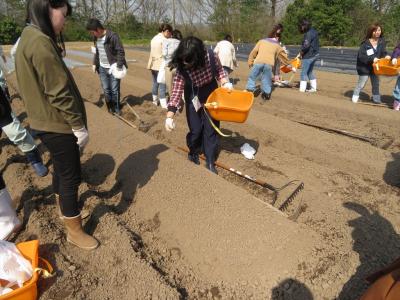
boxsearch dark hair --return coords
[298,19,311,33]
[224,34,233,43]
[268,23,283,38]
[158,23,173,33]
[172,29,183,40]
[170,36,206,72]
[365,23,383,40]
[27,0,72,56]
[86,18,104,31]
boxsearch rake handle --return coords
[177,146,277,191]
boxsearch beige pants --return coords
[165,67,176,96]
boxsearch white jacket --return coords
[147,33,166,71]
[214,40,237,70]
[162,38,180,63]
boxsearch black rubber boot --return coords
[25,148,48,177]
[188,153,200,165]
[261,92,271,101]
[105,100,114,113]
[205,161,218,174]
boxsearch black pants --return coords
[0,173,5,190]
[39,132,81,217]
[184,79,219,163]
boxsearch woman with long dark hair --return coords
[15,0,98,250]
[352,23,391,103]
[165,36,232,174]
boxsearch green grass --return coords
[121,38,151,46]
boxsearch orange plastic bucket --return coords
[0,240,52,300]
[280,58,302,73]
[373,58,400,76]
[205,88,254,123]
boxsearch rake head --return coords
[267,180,304,221]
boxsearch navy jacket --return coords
[356,38,387,76]
[93,30,127,70]
[0,88,12,128]
[301,28,320,59]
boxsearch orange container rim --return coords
[0,240,39,300]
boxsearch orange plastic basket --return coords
[0,240,53,300]
[205,88,254,123]
[373,58,400,76]
[280,58,302,73]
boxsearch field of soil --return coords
[1,42,399,299]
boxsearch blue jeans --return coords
[99,66,121,112]
[393,76,400,101]
[151,70,166,98]
[301,56,318,81]
[353,75,380,97]
[246,64,273,94]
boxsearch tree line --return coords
[0,0,399,46]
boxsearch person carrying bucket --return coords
[298,19,320,93]
[15,0,98,250]
[86,18,127,115]
[390,43,400,110]
[352,23,391,104]
[246,28,293,101]
[164,36,232,174]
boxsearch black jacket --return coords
[356,38,387,76]
[301,28,320,59]
[0,88,12,128]
[93,30,127,70]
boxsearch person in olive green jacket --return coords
[15,0,98,250]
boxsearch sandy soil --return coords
[1,42,399,300]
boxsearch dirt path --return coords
[1,43,399,300]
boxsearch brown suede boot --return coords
[63,215,99,250]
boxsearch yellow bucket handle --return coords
[203,107,232,137]
[34,257,55,278]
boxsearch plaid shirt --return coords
[168,52,227,111]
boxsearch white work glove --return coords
[222,82,233,91]
[72,127,89,149]
[92,65,97,73]
[292,67,297,73]
[373,57,379,63]
[392,58,398,65]
[165,117,176,132]
[385,55,391,60]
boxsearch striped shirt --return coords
[168,52,226,110]
[96,36,110,68]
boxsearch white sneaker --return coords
[306,88,317,93]
[352,95,359,103]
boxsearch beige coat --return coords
[248,39,290,67]
[147,33,166,71]
[214,40,237,70]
